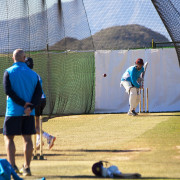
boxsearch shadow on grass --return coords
[0,149,149,159]
[140,178,180,180]
[0,153,83,157]
[0,153,28,157]
[52,149,151,153]
[44,153,83,157]
[44,175,180,179]
[44,175,96,179]
[142,114,180,117]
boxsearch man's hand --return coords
[24,107,31,116]
[137,78,144,89]
[24,102,33,109]
[35,127,40,134]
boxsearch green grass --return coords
[119,114,180,178]
[1,112,179,180]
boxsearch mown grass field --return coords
[0,112,180,180]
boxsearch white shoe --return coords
[47,136,56,149]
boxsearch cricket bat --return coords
[140,62,148,88]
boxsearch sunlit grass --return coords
[0,112,180,180]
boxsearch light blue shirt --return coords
[121,65,144,88]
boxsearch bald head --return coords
[13,49,25,62]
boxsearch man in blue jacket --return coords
[3,49,42,176]
[121,58,144,116]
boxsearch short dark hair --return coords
[25,57,34,69]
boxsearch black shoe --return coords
[132,110,137,116]
[13,165,19,174]
[128,110,137,116]
[134,111,138,115]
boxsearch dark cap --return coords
[25,57,34,69]
[135,58,144,65]
[92,161,103,177]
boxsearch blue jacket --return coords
[121,65,144,88]
[3,62,42,116]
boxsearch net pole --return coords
[39,116,44,160]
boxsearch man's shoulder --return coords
[6,64,17,73]
[30,70,39,79]
[31,71,41,81]
[127,66,135,71]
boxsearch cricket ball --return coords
[103,73,107,77]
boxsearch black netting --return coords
[152,0,180,66]
[0,0,179,130]
[0,0,95,123]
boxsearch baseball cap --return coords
[135,58,144,65]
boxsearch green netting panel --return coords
[0,56,12,115]
[21,51,95,116]
[45,51,95,115]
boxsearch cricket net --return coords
[0,0,179,124]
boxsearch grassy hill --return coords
[50,24,169,50]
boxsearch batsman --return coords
[121,58,146,116]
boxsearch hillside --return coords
[50,24,169,50]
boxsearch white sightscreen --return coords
[95,48,180,113]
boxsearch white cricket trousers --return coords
[121,81,141,112]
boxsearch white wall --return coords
[95,48,180,113]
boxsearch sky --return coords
[83,0,171,40]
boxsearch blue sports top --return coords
[3,62,42,116]
[121,65,144,88]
